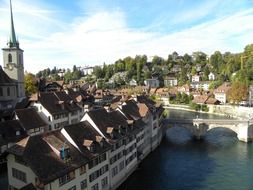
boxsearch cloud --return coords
[0,0,253,73]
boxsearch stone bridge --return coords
[164,118,253,142]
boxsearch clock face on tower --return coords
[7,63,14,71]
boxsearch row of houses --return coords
[141,72,216,89]
[5,96,164,190]
[153,82,232,105]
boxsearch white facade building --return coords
[144,79,159,88]
[7,96,164,190]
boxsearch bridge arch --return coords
[164,118,253,142]
[206,127,238,138]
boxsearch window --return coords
[112,166,118,177]
[7,87,10,96]
[119,161,124,171]
[101,177,108,189]
[68,186,76,190]
[91,183,99,190]
[0,87,2,96]
[19,54,22,65]
[16,131,20,136]
[89,165,108,182]
[100,165,108,175]
[99,153,106,162]
[12,168,26,183]
[80,179,87,190]
[59,171,75,186]
[8,53,12,63]
[79,165,86,175]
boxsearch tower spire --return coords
[8,0,19,48]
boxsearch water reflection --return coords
[205,127,238,147]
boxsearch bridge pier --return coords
[237,123,249,142]
[192,123,208,140]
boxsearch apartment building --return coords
[31,91,82,131]
[15,108,48,136]
[7,96,164,190]
[7,122,111,190]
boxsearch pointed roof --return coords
[0,66,15,84]
[8,0,19,48]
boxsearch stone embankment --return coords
[163,103,253,120]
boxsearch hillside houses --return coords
[6,96,164,190]
[213,82,231,104]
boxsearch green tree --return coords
[210,51,223,73]
[203,66,210,81]
[25,73,37,95]
[191,67,197,75]
[64,69,72,83]
[144,70,151,80]
[178,68,188,86]
[244,44,253,56]
[209,80,222,90]
[93,66,104,79]
[228,81,249,104]
[124,56,135,71]
[193,51,207,66]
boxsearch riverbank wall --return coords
[163,104,253,119]
[208,105,253,119]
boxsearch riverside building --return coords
[6,97,164,190]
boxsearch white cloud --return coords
[0,0,253,73]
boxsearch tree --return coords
[228,81,249,104]
[93,66,104,79]
[183,53,192,65]
[152,55,164,65]
[244,44,253,56]
[210,51,223,73]
[203,66,210,81]
[209,80,222,90]
[144,70,151,80]
[25,73,37,95]
[178,68,188,86]
[124,56,135,71]
[193,51,207,66]
[73,65,77,72]
[191,67,197,75]
[64,69,72,83]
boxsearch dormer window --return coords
[83,140,95,152]
[96,136,104,147]
[57,101,64,110]
[106,127,114,138]
[118,125,123,134]
[16,131,20,136]
[60,147,70,161]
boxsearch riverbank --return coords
[163,104,233,118]
[162,103,253,119]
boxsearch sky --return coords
[0,0,253,73]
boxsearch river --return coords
[118,109,253,190]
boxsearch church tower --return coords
[2,0,25,98]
